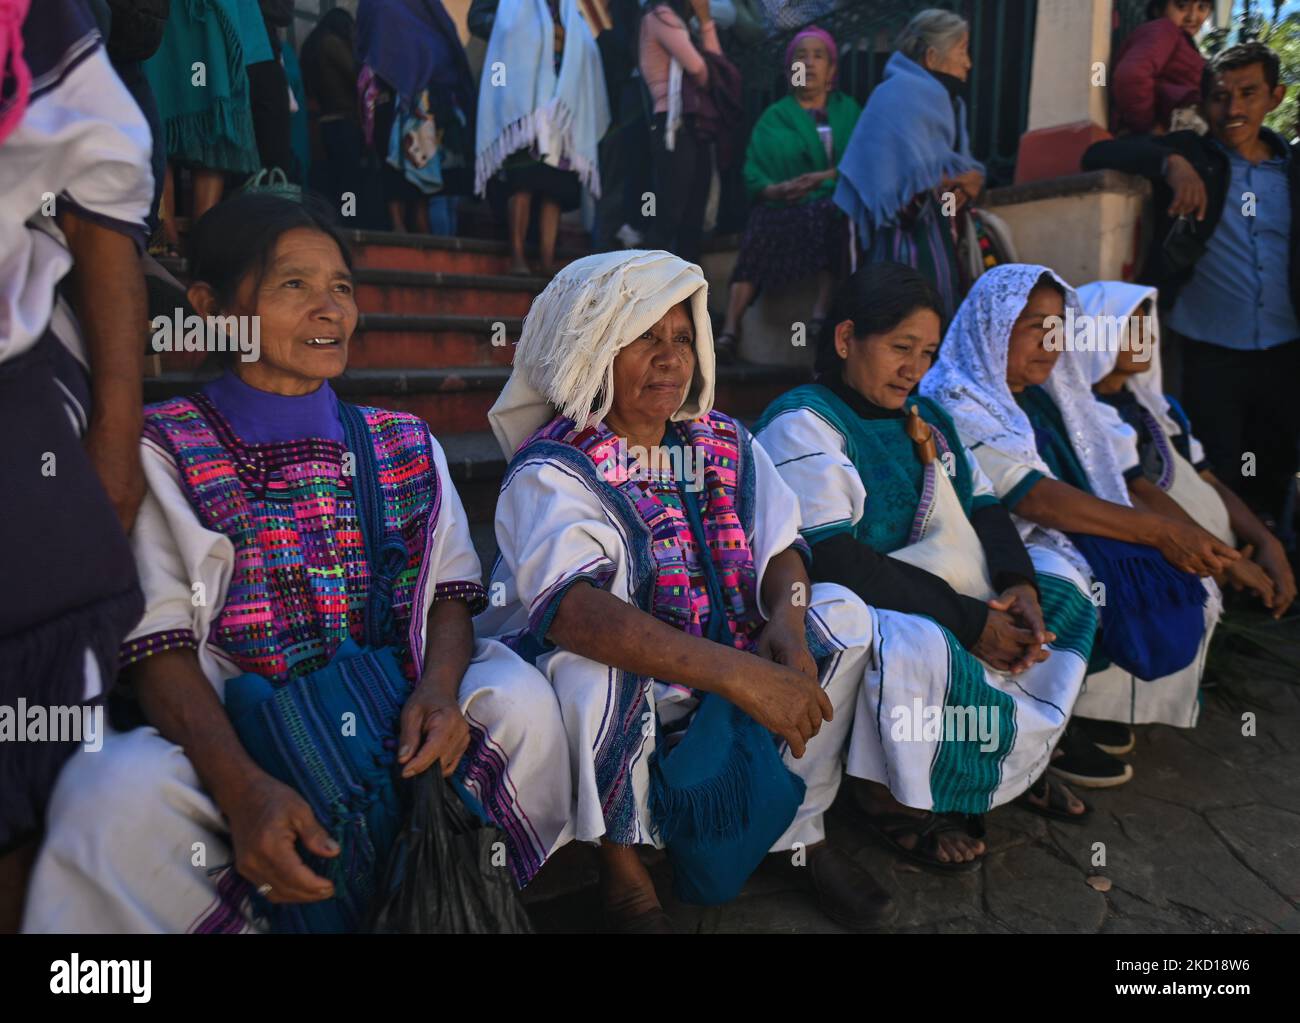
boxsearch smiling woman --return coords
[24,194,573,934]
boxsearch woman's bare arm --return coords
[1014,476,1237,576]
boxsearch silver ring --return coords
[256,882,273,897]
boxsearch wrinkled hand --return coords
[1156,520,1240,576]
[398,683,471,779]
[84,421,145,534]
[728,655,832,759]
[1164,154,1208,220]
[755,613,819,684]
[997,583,1055,670]
[940,169,984,207]
[226,771,338,904]
[1254,540,1297,619]
[971,605,1040,674]
[1220,543,1276,609]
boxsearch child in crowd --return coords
[1112,0,1213,136]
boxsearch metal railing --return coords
[729,0,1039,186]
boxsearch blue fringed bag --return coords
[223,402,412,932]
[1068,533,1207,681]
[646,430,806,906]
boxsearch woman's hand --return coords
[1220,543,1276,609]
[725,656,832,759]
[971,606,1040,674]
[1154,519,1240,576]
[1254,539,1297,618]
[226,770,339,904]
[940,169,984,207]
[754,612,819,684]
[689,0,713,26]
[996,582,1055,663]
[397,683,471,779]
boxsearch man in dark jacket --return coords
[1083,42,1299,544]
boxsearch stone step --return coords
[353,267,546,319]
[344,229,588,277]
[144,363,802,438]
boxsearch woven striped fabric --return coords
[123,395,485,683]
[532,410,768,651]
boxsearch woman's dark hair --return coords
[1031,270,1066,299]
[188,192,353,309]
[815,262,946,376]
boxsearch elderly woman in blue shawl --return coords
[923,266,1237,772]
[833,8,983,318]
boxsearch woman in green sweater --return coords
[715,26,859,363]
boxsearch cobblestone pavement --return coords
[524,612,1300,934]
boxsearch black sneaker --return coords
[1072,716,1135,755]
[1049,724,1134,788]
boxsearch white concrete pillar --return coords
[1026,0,1113,132]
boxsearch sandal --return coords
[851,807,983,874]
[714,330,739,365]
[1013,774,1092,825]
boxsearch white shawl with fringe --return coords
[474,0,611,198]
[488,249,716,457]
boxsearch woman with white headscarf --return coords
[922,265,1235,756]
[756,262,1098,865]
[1076,281,1294,618]
[476,249,894,933]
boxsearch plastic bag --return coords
[366,767,534,934]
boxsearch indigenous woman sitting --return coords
[714,26,860,362]
[1077,281,1296,620]
[922,266,1237,769]
[24,195,571,934]
[477,250,894,933]
[755,262,1097,870]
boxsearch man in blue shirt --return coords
[1084,43,1300,568]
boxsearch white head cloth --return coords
[488,249,716,457]
[921,263,1132,507]
[1075,280,1179,439]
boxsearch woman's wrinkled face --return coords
[193,227,358,395]
[838,307,942,410]
[1005,284,1065,392]
[927,32,972,82]
[609,301,697,426]
[793,37,834,94]
[1163,0,1212,35]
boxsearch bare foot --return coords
[852,779,986,864]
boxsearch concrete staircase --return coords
[145,230,797,543]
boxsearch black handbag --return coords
[366,767,535,934]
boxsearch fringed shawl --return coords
[743,91,860,205]
[473,0,610,197]
[355,0,474,115]
[832,50,982,244]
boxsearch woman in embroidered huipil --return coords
[757,262,1097,871]
[25,194,572,934]
[477,250,894,933]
